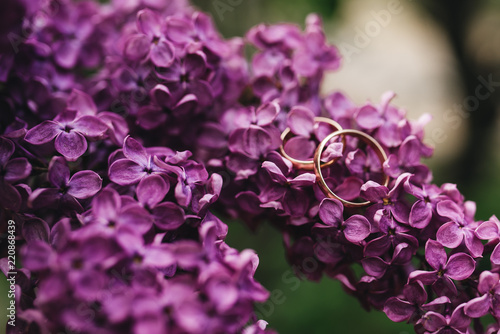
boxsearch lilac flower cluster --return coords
[1,1,272,332]
[1,0,499,333]
[199,83,500,332]
[86,2,247,150]
[183,15,499,334]
[2,131,271,333]
[20,202,269,333]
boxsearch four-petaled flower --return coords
[0,137,32,211]
[260,152,316,218]
[135,175,186,231]
[436,199,483,257]
[409,240,475,296]
[384,281,450,323]
[124,9,175,67]
[474,215,500,265]
[418,304,471,334]
[464,271,500,319]
[109,136,166,186]
[29,156,102,212]
[316,197,371,243]
[24,109,108,160]
[361,173,412,225]
[89,188,153,235]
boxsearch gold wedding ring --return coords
[280,117,344,170]
[313,129,389,208]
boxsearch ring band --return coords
[313,129,389,208]
[280,117,344,170]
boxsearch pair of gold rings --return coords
[279,117,389,208]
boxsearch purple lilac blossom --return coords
[1,0,500,333]
[28,156,102,212]
[24,108,108,160]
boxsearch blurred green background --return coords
[2,0,500,333]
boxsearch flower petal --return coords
[360,181,388,203]
[364,235,391,257]
[136,175,169,208]
[4,158,31,183]
[346,149,367,175]
[67,171,102,199]
[408,270,438,285]
[480,273,500,296]
[142,244,176,268]
[196,123,227,150]
[282,189,309,217]
[425,239,447,271]
[383,298,415,322]
[54,131,88,161]
[165,17,194,44]
[124,34,150,61]
[235,191,263,214]
[151,84,172,107]
[24,121,61,145]
[404,281,427,305]
[449,304,471,330]
[226,153,259,180]
[362,257,388,278]
[123,136,148,166]
[398,136,421,166]
[54,109,78,124]
[436,222,464,249]
[343,215,371,243]
[151,39,175,67]
[334,176,363,201]
[420,311,446,332]
[355,105,383,130]
[289,173,316,187]
[436,200,464,223]
[99,112,129,145]
[255,101,279,126]
[0,181,21,211]
[321,142,343,163]
[91,188,121,222]
[152,202,185,230]
[445,253,475,280]
[72,116,108,137]
[319,198,343,226]
[491,244,500,265]
[378,122,402,147]
[48,156,70,188]
[463,230,483,258]
[475,220,500,240]
[173,94,197,115]
[53,39,80,69]
[184,52,207,78]
[188,80,213,106]
[137,9,162,37]
[22,217,50,243]
[21,240,54,271]
[119,205,153,234]
[287,106,314,137]
[137,106,166,130]
[409,200,433,229]
[283,136,315,160]
[242,126,274,159]
[28,188,61,210]
[464,294,490,318]
[67,89,97,116]
[261,161,287,185]
[0,137,14,166]
[324,91,355,120]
